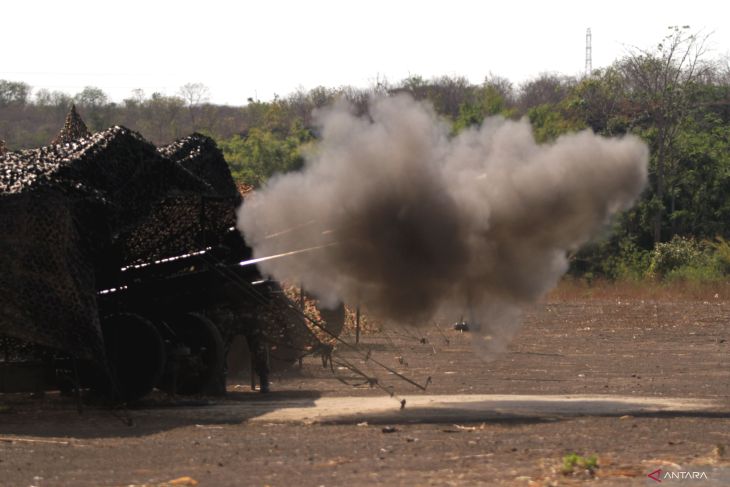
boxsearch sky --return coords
[2,0,729,106]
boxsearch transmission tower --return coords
[585,28,593,76]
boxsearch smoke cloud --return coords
[238,95,648,353]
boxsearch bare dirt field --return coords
[1,290,730,486]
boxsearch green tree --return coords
[667,97,730,238]
[618,26,711,243]
[527,102,585,143]
[567,68,628,135]
[453,83,514,132]
[217,128,312,186]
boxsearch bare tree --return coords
[338,85,370,115]
[178,82,210,131]
[130,88,146,105]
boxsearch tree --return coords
[72,87,113,130]
[661,83,730,238]
[50,91,74,109]
[517,74,575,114]
[398,74,430,101]
[422,75,473,118]
[217,128,311,186]
[453,83,513,132]
[34,89,53,106]
[619,26,712,242]
[142,93,185,143]
[123,88,146,108]
[0,80,31,106]
[527,102,585,143]
[178,82,210,130]
[568,67,627,135]
[338,85,370,115]
[483,74,515,107]
[74,86,108,108]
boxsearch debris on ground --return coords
[120,476,198,487]
[453,320,470,332]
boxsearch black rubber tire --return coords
[163,313,226,395]
[264,295,310,372]
[100,313,166,402]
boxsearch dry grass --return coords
[342,305,382,334]
[546,277,730,303]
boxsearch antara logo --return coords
[647,468,709,482]
[647,469,662,482]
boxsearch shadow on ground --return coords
[0,389,321,439]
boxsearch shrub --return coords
[647,236,706,278]
[562,453,599,476]
[710,236,730,275]
[613,238,652,280]
[665,262,723,283]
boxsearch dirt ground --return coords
[1,294,730,486]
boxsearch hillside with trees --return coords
[2,27,730,281]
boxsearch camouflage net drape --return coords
[0,126,239,362]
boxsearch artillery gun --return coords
[0,109,341,401]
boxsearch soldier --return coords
[245,327,270,393]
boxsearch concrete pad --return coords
[237,394,724,424]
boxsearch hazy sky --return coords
[3,0,729,106]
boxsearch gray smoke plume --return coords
[238,95,648,353]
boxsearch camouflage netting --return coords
[117,133,240,264]
[159,133,240,199]
[0,123,240,361]
[51,105,91,146]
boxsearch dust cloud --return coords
[237,94,648,353]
